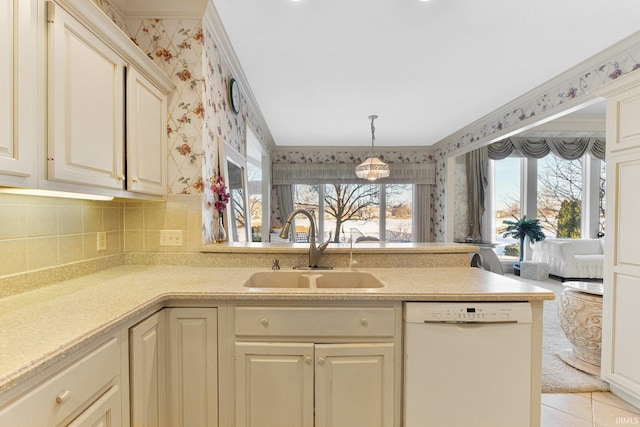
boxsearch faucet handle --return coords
[318,231,332,252]
[272,259,280,270]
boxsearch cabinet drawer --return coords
[235,307,396,338]
[0,336,120,427]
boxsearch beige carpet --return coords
[506,273,610,393]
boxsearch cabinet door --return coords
[47,3,125,189]
[0,0,37,185]
[596,72,640,405]
[235,342,314,427]
[315,343,394,427]
[126,68,167,195]
[67,385,122,427]
[166,308,218,427]
[130,310,166,427]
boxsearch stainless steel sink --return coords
[243,271,384,289]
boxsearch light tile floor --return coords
[542,392,640,426]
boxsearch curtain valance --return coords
[487,137,605,161]
[272,162,436,185]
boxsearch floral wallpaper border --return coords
[431,41,640,241]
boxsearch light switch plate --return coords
[160,230,183,247]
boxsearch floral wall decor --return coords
[125,18,205,195]
[201,24,272,243]
[92,0,206,196]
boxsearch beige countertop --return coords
[0,265,553,395]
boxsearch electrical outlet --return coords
[97,232,107,251]
[160,230,183,247]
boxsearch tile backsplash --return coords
[0,194,203,280]
[0,194,123,277]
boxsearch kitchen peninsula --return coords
[0,244,554,426]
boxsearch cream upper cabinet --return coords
[0,0,37,186]
[126,68,168,196]
[130,308,219,427]
[593,71,640,408]
[47,2,125,190]
[1,0,173,197]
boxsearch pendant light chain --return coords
[370,115,377,158]
[355,114,390,181]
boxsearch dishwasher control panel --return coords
[405,302,532,324]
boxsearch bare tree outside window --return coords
[537,156,582,237]
[497,155,606,240]
[324,184,380,243]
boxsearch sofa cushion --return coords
[570,239,603,255]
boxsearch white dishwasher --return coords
[404,302,533,427]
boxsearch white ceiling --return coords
[211,0,640,147]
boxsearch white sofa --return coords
[530,238,604,280]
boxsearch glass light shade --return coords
[355,157,390,181]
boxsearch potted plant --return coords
[501,215,545,273]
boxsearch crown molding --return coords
[203,3,275,150]
[434,30,640,157]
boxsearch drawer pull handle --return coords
[360,318,368,326]
[317,356,325,366]
[305,356,312,365]
[56,390,71,404]
[117,175,125,181]
[260,318,269,326]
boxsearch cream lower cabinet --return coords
[0,334,121,427]
[233,305,400,427]
[129,307,218,427]
[235,342,394,427]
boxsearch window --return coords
[537,156,583,238]
[491,153,604,251]
[493,156,521,259]
[247,161,262,241]
[246,126,268,242]
[293,183,414,243]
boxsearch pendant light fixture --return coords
[355,115,390,181]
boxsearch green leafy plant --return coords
[501,215,546,266]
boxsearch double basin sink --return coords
[243,271,384,289]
